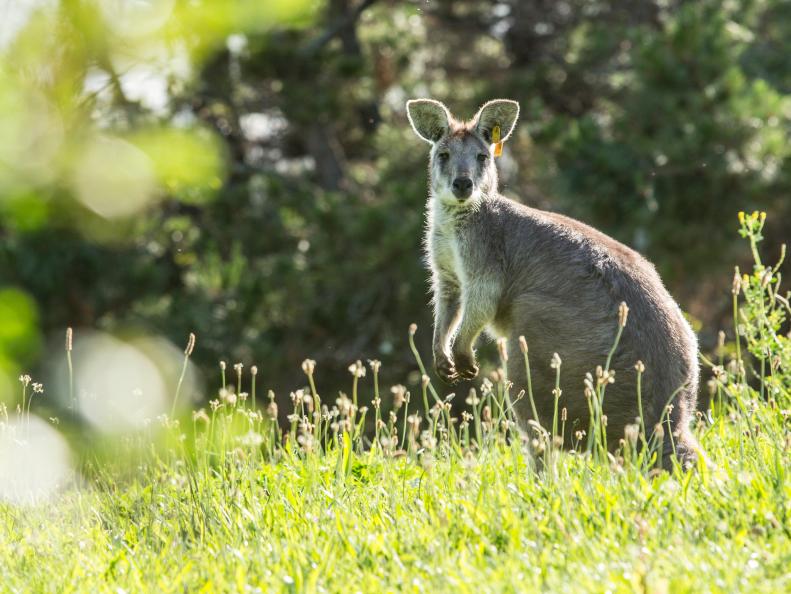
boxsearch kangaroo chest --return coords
[429,224,477,286]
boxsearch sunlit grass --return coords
[0,214,788,593]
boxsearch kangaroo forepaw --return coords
[435,356,460,385]
[453,353,479,381]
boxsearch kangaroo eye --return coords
[437,152,450,161]
[477,153,489,163]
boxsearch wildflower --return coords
[348,360,366,378]
[266,400,278,419]
[561,407,567,423]
[66,327,73,352]
[380,434,398,450]
[601,415,608,427]
[251,365,258,377]
[491,369,506,384]
[518,335,528,354]
[298,418,314,435]
[482,406,492,423]
[220,361,226,371]
[184,333,196,356]
[574,430,586,442]
[407,414,421,435]
[552,387,562,398]
[634,360,645,373]
[372,397,382,409]
[296,433,314,452]
[209,399,221,411]
[421,453,435,471]
[358,406,368,415]
[597,370,616,386]
[32,383,43,394]
[624,424,639,446]
[233,362,243,374]
[421,374,430,389]
[550,353,562,370]
[239,392,249,402]
[336,394,353,416]
[18,375,31,387]
[618,302,629,328]
[238,431,264,447]
[531,438,545,455]
[497,337,508,362]
[302,359,316,376]
[391,384,407,408]
[192,409,210,423]
[409,323,417,336]
[420,431,437,450]
[368,359,381,374]
[480,378,494,396]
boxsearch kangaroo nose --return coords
[452,177,473,199]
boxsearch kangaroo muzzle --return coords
[451,176,473,200]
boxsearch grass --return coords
[0,213,789,593]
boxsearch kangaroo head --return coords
[406,98,519,206]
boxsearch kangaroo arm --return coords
[453,284,499,361]
[432,279,462,360]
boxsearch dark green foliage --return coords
[0,0,789,397]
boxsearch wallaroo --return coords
[406,98,704,469]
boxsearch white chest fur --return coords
[427,201,467,285]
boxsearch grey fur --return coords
[407,98,704,469]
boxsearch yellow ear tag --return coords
[492,125,503,157]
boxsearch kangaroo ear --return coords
[474,99,520,144]
[406,99,451,144]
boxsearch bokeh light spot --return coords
[71,135,158,219]
[74,332,168,431]
[100,0,176,38]
[0,415,72,505]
